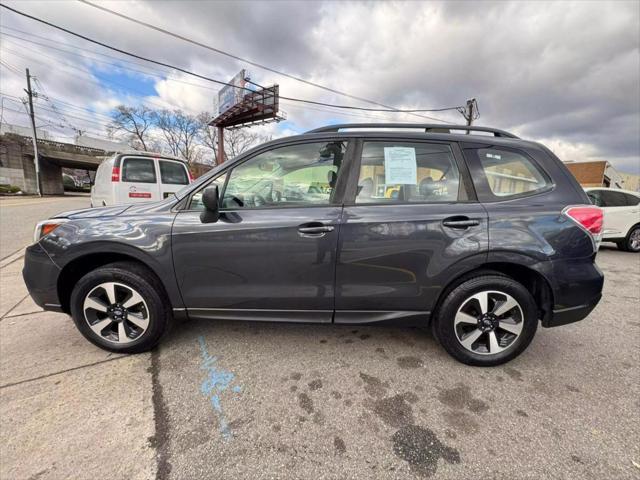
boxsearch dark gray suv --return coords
[23,124,605,366]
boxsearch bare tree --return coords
[224,129,265,160]
[107,105,154,151]
[197,112,217,164]
[195,113,265,164]
[108,105,267,164]
[155,109,202,163]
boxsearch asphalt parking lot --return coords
[0,202,638,479]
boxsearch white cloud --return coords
[0,0,638,172]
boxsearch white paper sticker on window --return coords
[384,147,417,184]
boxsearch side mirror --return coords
[199,185,220,223]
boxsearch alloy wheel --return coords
[454,290,524,355]
[83,282,150,344]
[630,228,640,251]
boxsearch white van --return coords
[91,152,192,206]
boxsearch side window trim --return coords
[344,138,469,205]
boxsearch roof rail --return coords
[306,123,519,139]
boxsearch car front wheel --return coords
[70,262,171,353]
[433,275,538,366]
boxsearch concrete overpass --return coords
[0,133,114,194]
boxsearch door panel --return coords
[334,139,488,322]
[171,139,351,322]
[172,207,341,321]
[335,203,488,319]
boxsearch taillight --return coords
[111,166,120,182]
[563,205,603,249]
[188,171,194,182]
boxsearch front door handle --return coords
[442,217,480,229]
[298,223,335,237]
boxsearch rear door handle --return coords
[442,217,480,229]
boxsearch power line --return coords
[0,31,220,93]
[1,28,406,125]
[0,44,184,113]
[76,0,453,122]
[0,3,459,118]
[1,33,395,124]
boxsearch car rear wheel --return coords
[433,275,538,366]
[70,262,171,353]
[618,225,640,252]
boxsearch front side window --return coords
[122,158,156,183]
[220,141,346,209]
[190,173,227,210]
[356,141,460,203]
[476,148,549,197]
[159,160,189,185]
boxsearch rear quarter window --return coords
[465,147,551,201]
[622,192,640,206]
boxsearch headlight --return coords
[33,219,69,243]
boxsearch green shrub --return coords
[0,184,22,194]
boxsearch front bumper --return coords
[22,242,63,312]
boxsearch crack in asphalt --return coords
[0,355,128,389]
[150,347,172,480]
[1,293,37,321]
[0,249,24,265]
[2,309,45,319]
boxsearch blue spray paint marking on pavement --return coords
[197,335,242,441]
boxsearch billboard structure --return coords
[217,69,248,115]
[210,70,285,164]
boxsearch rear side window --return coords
[159,160,189,185]
[355,141,461,203]
[122,158,156,183]
[476,148,549,198]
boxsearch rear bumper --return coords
[543,258,604,327]
[22,243,63,312]
[544,293,602,327]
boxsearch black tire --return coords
[620,225,640,253]
[432,275,538,366]
[70,261,172,353]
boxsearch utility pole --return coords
[466,98,475,126]
[217,126,225,164]
[24,68,42,196]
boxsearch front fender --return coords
[38,213,183,309]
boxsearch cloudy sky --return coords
[1,0,638,173]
